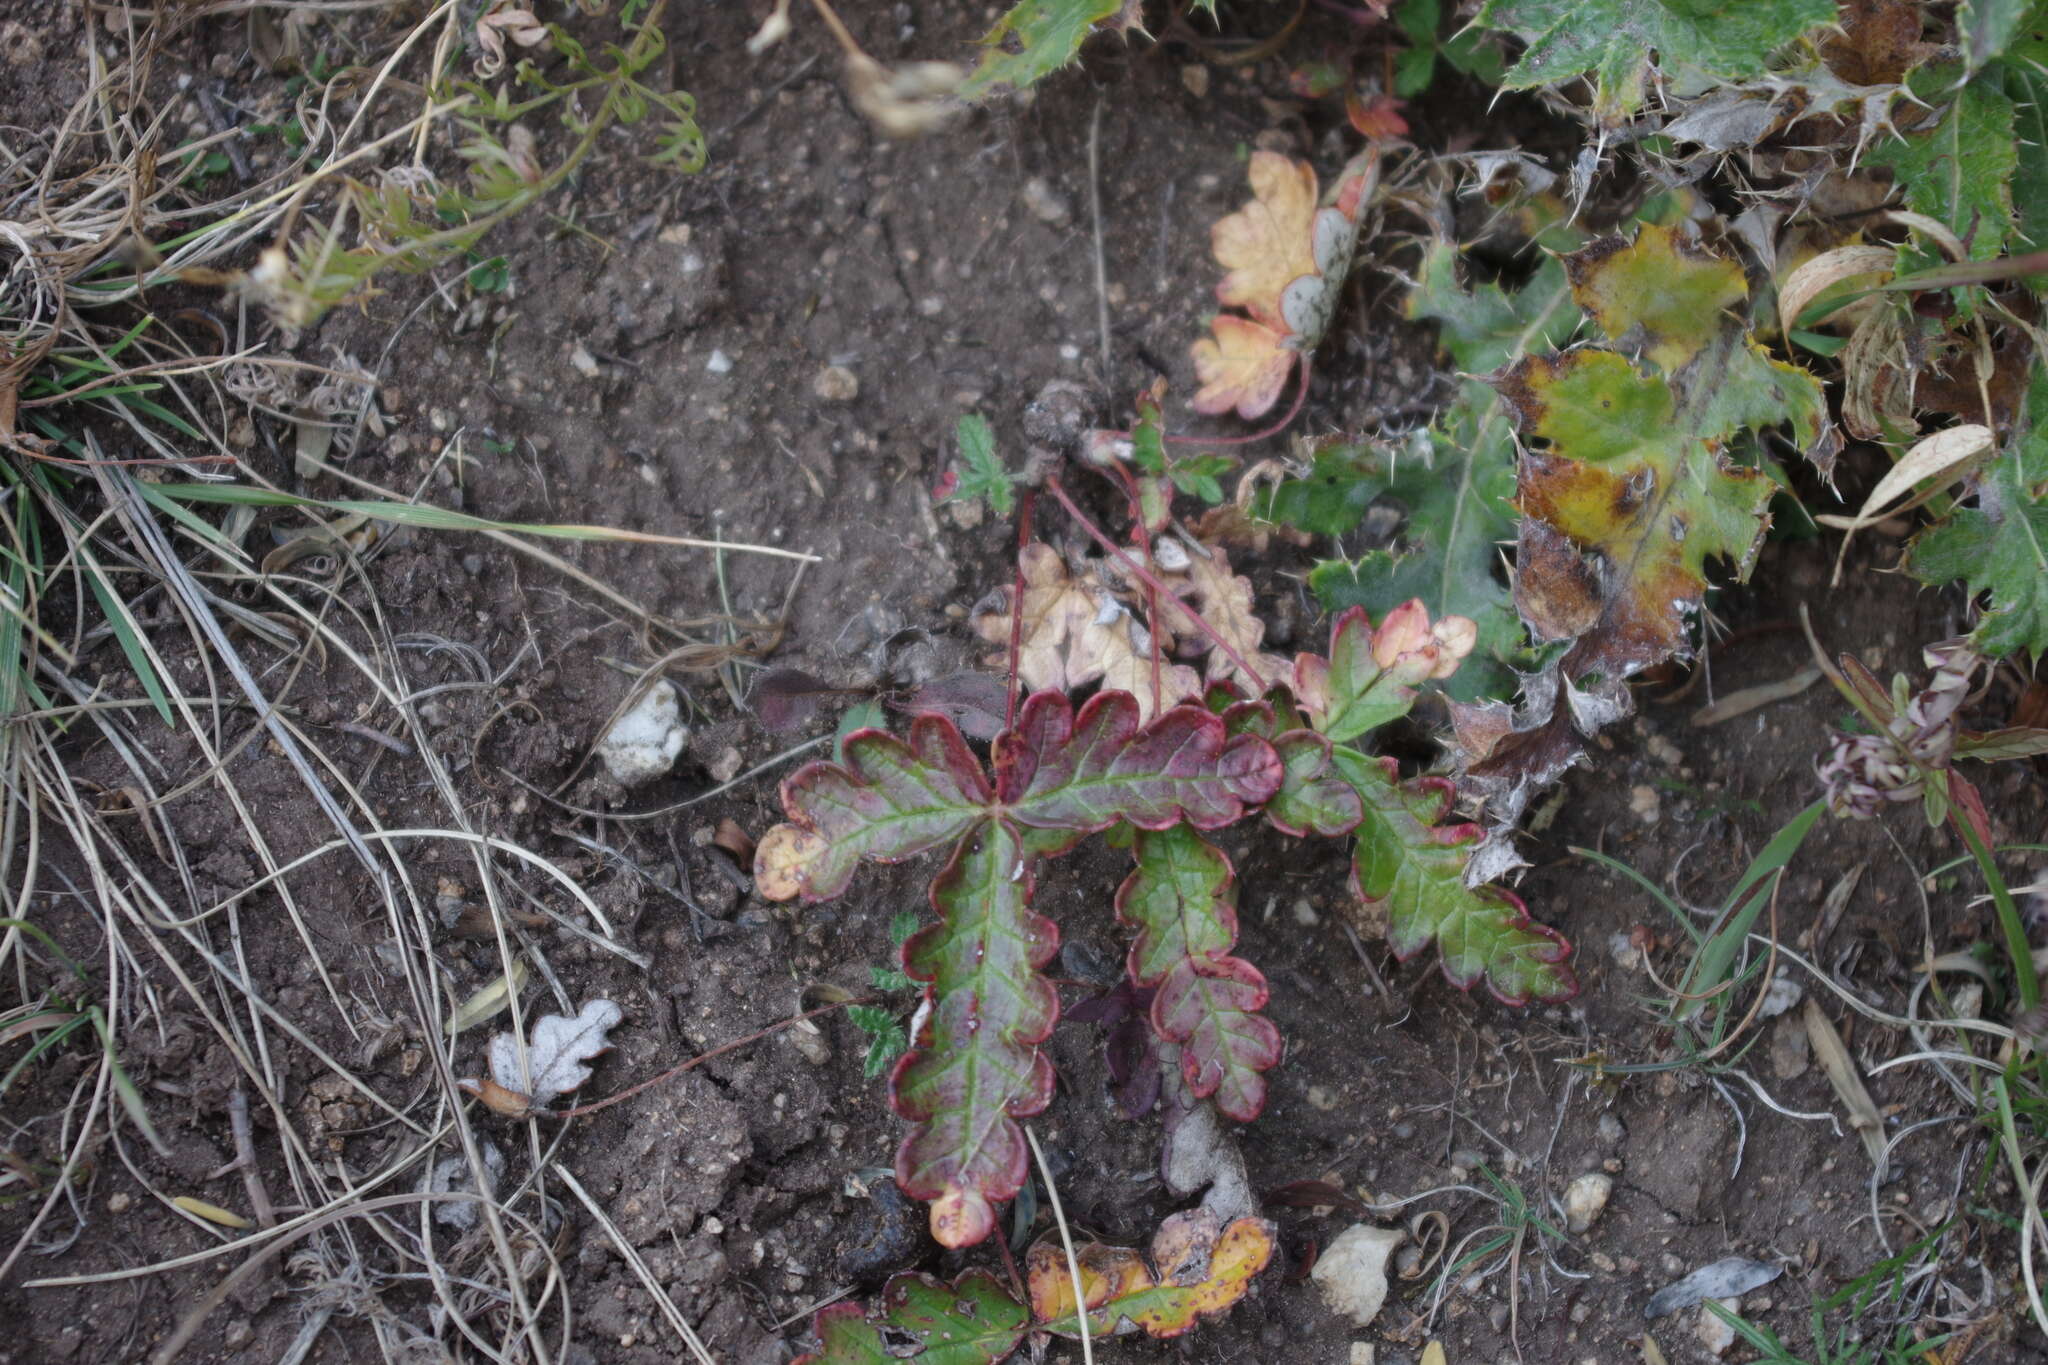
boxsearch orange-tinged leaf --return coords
[1212,151,1320,328]
[1027,1211,1275,1338]
[1190,314,1295,419]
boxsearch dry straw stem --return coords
[0,7,743,1352]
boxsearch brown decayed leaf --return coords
[971,544,1200,719]
[1820,0,1934,86]
[1154,547,1292,693]
[1190,314,1294,420]
[1210,151,1319,328]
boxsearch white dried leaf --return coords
[488,999,623,1108]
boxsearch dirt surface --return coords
[4,3,2047,1364]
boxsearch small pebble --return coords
[1020,176,1071,225]
[1697,1298,1740,1356]
[1629,784,1661,824]
[1181,63,1211,97]
[1564,1172,1613,1234]
[706,349,734,374]
[569,342,600,378]
[813,366,858,402]
[1597,1112,1626,1146]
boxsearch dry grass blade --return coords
[1804,997,1887,1165]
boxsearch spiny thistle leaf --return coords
[1026,1210,1277,1338]
[1476,0,1835,123]
[794,1268,1027,1364]
[1867,63,2018,262]
[1458,223,1829,805]
[893,820,1058,1250]
[1335,750,1577,1005]
[960,0,1126,99]
[1282,242,1575,698]
[1907,372,2048,657]
[1116,826,1281,1121]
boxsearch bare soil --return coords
[3,4,2045,1364]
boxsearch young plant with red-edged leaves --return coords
[755,583,1576,1252]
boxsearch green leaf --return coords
[1907,374,2048,657]
[960,0,1122,98]
[755,717,994,902]
[848,1006,911,1080]
[1866,69,2018,262]
[1999,55,2048,284]
[1115,825,1281,1121]
[942,414,1016,517]
[1301,606,1422,744]
[1335,750,1576,1004]
[1960,0,2043,70]
[893,820,1059,1249]
[794,1270,1028,1365]
[1290,242,1576,700]
[1497,224,1824,686]
[1222,701,1365,838]
[1254,443,1390,536]
[1476,0,1834,121]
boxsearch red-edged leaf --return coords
[1221,699,1363,838]
[1334,750,1576,1005]
[893,820,1058,1248]
[1296,605,1418,743]
[754,715,993,901]
[1116,825,1281,1121]
[996,691,1282,837]
[794,1269,1027,1364]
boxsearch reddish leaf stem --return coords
[1164,358,1312,447]
[1005,491,1035,734]
[1042,473,1269,691]
[542,996,877,1119]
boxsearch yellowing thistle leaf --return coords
[1458,223,1832,833]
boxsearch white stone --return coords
[1311,1224,1405,1328]
[596,680,687,787]
[1697,1298,1740,1356]
[1564,1172,1613,1234]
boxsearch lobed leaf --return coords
[1335,750,1576,1005]
[1221,699,1363,838]
[996,690,1282,841]
[755,716,992,902]
[960,0,1124,99]
[1026,1211,1277,1339]
[1295,606,1421,743]
[1114,826,1282,1121]
[893,820,1059,1248]
[795,1269,1027,1365]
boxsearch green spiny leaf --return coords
[961,0,1123,98]
[1867,66,2018,262]
[1907,373,2048,657]
[1476,0,1834,122]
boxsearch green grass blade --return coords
[82,562,174,727]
